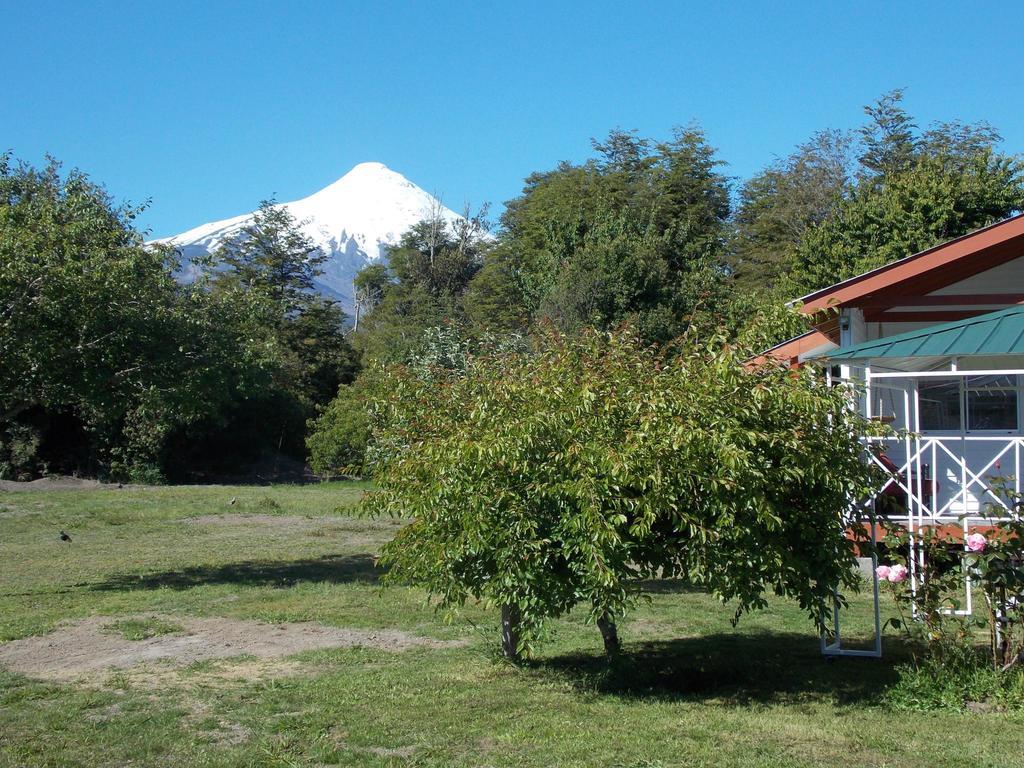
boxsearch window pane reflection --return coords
[919,379,960,431]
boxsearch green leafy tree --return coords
[353,262,389,330]
[0,154,272,479]
[729,91,1024,346]
[858,88,919,179]
[207,199,360,466]
[728,130,852,291]
[498,128,732,342]
[214,200,327,313]
[461,255,529,335]
[306,383,370,477]
[352,213,489,364]
[795,148,1024,290]
[363,328,882,659]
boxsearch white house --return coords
[763,213,1024,655]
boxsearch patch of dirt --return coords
[0,614,463,682]
[101,657,307,689]
[0,476,111,492]
[182,513,334,529]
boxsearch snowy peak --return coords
[153,163,470,314]
[303,162,415,201]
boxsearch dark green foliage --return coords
[728,130,852,291]
[0,423,41,480]
[277,296,360,410]
[197,200,360,474]
[461,255,529,334]
[351,213,490,364]
[497,128,732,343]
[306,384,370,477]
[794,147,1024,290]
[0,155,272,480]
[728,90,1024,349]
[352,262,389,326]
[214,200,327,313]
[0,157,358,481]
[857,88,919,179]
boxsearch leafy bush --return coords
[307,385,370,477]
[876,487,1024,709]
[0,155,278,481]
[888,647,1024,712]
[363,328,883,658]
[0,423,42,480]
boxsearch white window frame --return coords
[916,374,1021,435]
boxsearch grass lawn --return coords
[1,483,1021,767]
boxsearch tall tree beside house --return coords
[856,88,919,180]
[727,129,853,292]
[728,90,1024,347]
[794,147,1024,291]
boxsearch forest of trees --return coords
[3,90,1023,481]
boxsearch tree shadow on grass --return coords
[635,577,702,595]
[532,630,910,706]
[89,553,383,592]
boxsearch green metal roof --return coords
[817,305,1024,361]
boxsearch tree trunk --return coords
[501,604,522,660]
[597,612,621,656]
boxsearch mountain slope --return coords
[152,162,468,314]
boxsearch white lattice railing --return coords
[865,434,1023,525]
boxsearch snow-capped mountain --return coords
[152,162,469,314]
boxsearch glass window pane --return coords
[966,375,1017,431]
[918,379,961,431]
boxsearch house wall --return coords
[931,254,1024,295]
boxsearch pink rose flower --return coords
[966,532,987,553]
[888,564,908,583]
[875,565,891,581]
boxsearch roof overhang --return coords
[793,213,1024,315]
[747,329,837,369]
[811,305,1024,363]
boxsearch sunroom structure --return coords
[763,213,1024,656]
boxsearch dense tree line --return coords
[3,90,1023,481]
[0,158,356,481]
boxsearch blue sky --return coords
[5,1,1024,239]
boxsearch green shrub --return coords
[889,651,1024,712]
[307,385,370,477]
[364,328,884,658]
[0,423,42,480]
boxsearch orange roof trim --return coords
[747,329,835,369]
[796,213,1024,314]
